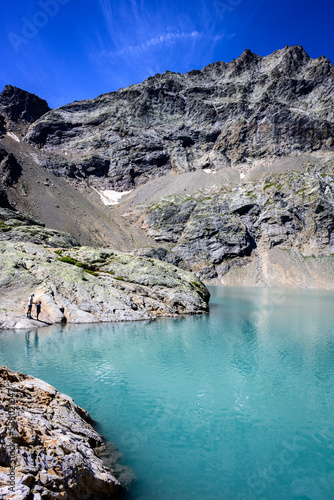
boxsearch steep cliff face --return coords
[0,85,50,123]
[0,85,50,134]
[131,160,334,288]
[0,86,51,210]
[24,46,333,190]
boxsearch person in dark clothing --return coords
[36,301,42,321]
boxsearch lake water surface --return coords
[1,286,334,499]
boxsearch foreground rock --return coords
[0,241,209,330]
[0,366,125,499]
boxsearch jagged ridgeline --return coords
[22,45,333,189]
[0,45,333,295]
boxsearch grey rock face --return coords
[0,85,50,124]
[24,46,334,190]
[134,162,334,285]
[0,366,125,499]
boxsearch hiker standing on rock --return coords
[27,294,34,319]
[36,301,42,321]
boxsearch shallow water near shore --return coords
[1,286,334,499]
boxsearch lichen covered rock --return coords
[0,208,79,248]
[0,241,209,330]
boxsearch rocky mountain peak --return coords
[278,45,311,72]
[0,85,50,124]
[227,48,261,76]
[283,44,309,59]
[21,46,333,191]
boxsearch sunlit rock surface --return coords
[0,238,209,330]
[25,46,333,189]
[0,366,125,499]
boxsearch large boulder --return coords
[0,366,125,499]
[0,241,209,330]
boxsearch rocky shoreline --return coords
[0,366,126,499]
[0,208,210,331]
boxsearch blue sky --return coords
[0,0,333,109]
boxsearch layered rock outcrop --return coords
[132,161,334,287]
[24,46,333,190]
[0,366,125,499]
[0,237,209,330]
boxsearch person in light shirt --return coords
[27,293,35,319]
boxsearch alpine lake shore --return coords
[0,208,210,499]
[0,44,334,498]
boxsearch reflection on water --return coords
[1,286,334,499]
[24,330,40,356]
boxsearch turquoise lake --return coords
[1,286,334,499]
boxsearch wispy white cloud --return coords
[95,0,225,60]
[88,0,229,89]
[102,30,220,58]
[98,0,114,34]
